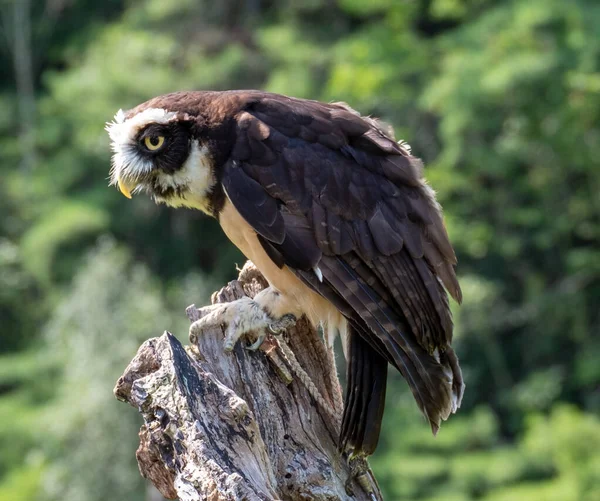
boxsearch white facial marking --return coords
[106,108,178,187]
[154,140,215,214]
[106,107,177,144]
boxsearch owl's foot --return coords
[189,294,296,352]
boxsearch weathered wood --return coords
[114,262,381,500]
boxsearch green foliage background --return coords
[0,1,598,500]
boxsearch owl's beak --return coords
[117,176,134,199]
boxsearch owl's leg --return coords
[190,287,298,352]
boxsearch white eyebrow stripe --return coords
[105,107,177,145]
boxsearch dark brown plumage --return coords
[110,90,464,456]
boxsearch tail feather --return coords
[439,345,465,413]
[340,326,387,455]
[320,256,456,436]
[296,255,464,455]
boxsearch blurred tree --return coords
[422,0,600,430]
[40,238,205,501]
[2,0,36,170]
[0,0,598,499]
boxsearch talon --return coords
[245,331,267,351]
[189,292,297,354]
[268,323,282,335]
[269,313,297,334]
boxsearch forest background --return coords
[0,1,598,500]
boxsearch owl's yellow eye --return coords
[144,135,165,151]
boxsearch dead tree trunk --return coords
[114,262,382,500]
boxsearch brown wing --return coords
[221,92,463,453]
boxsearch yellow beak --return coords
[117,177,133,199]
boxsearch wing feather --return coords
[221,162,285,244]
[226,92,461,352]
[318,255,453,430]
[221,92,463,446]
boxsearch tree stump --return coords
[114,262,382,500]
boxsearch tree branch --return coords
[114,262,381,500]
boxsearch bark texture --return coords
[114,262,381,500]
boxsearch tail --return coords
[339,326,465,456]
[306,256,465,455]
[340,326,388,456]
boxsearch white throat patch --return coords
[155,140,216,214]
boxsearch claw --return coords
[269,314,297,334]
[223,338,237,352]
[245,331,267,351]
[191,296,297,354]
[268,323,282,335]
